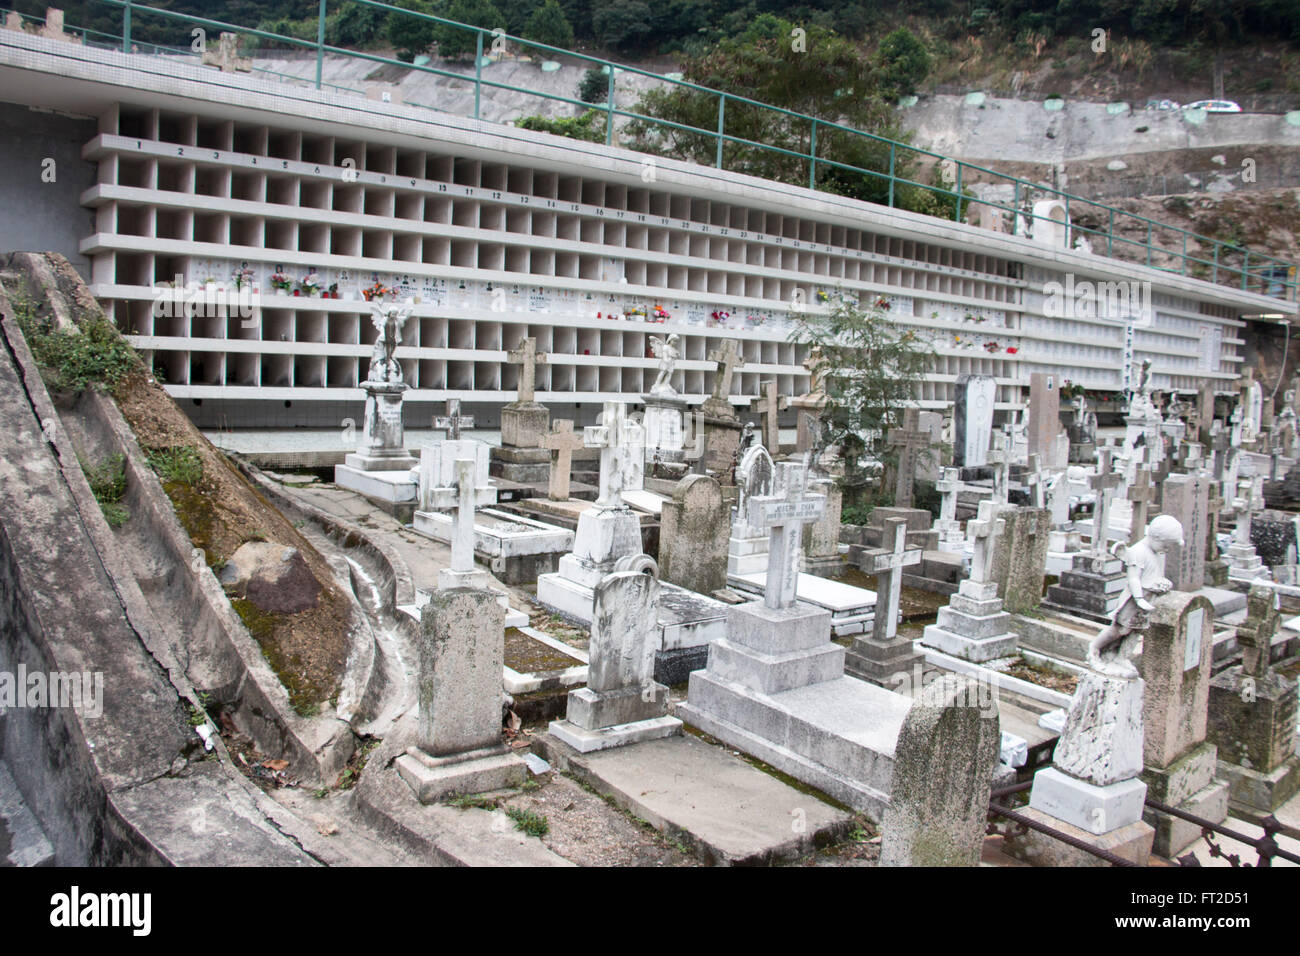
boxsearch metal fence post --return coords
[1107,208,1114,256]
[315,0,326,90]
[1146,224,1152,267]
[606,66,615,147]
[1242,249,1250,291]
[474,31,483,120]
[887,144,895,208]
[1011,181,1019,235]
[955,163,964,222]
[123,0,132,53]
[1212,243,1220,284]
[808,119,817,189]
[715,94,726,168]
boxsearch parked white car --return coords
[1185,99,1242,113]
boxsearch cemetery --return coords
[0,8,1298,874]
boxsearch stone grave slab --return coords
[729,571,876,636]
[413,507,573,584]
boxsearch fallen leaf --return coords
[317,822,339,836]
[262,758,290,771]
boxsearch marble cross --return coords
[988,427,1010,506]
[1126,465,1155,545]
[429,458,495,589]
[749,380,787,453]
[934,467,965,550]
[542,419,584,502]
[203,32,252,73]
[584,402,638,510]
[507,336,546,404]
[747,462,826,610]
[1089,446,1123,559]
[888,408,929,509]
[1022,453,1046,508]
[861,518,922,643]
[434,398,474,440]
[707,340,745,403]
[967,498,1005,587]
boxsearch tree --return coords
[591,0,654,50]
[578,66,609,103]
[387,0,437,61]
[523,0,576,49]
[516,109,605,140]
[432,0,507,58]
[874,27,931,98]
[788,293,934,482]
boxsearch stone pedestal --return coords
[700,413,743,474]
[643,393,689,464]
[1226,540,1270,582]
[920,578,1018,662]
[845,628,924,688]
[395,588,527,803]
[988,506,1051,614]
[491,402,551,483]
[1208,669,1300,815]
[1139,592,1230,858]
[344,381,417,471]
[536,507,643,624]
[1043,553,1127,621]
[1008,672,1155,866]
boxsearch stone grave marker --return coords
[659,474,729,596]
[542,419,584,502]
[846,517,923,686]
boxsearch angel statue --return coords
[1085,514,1184,679]
[649,333,680,397]
[366,300,412,386]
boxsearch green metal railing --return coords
[11,0,1295,303]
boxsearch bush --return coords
[15,298,138,393]
[82,455,130,529]
[523,0,574,50]
[433,0,507,59]
[146,446,204,487]
[387,0,436,61]
[516,109,604,141]
[578,65,607,103]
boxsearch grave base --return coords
[1028,767,1147,833]
[1216,757,1300,817]
[343,451,418,472]
[653,644,710,686]
[490,446,551,484]
[395,744,528,804]
[1003,807,1154,867]
[334,464,417,520]
[844,634,926,687]
[1141,741,1230,858]
[548,715,683,753]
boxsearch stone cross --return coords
[1088,446,1123,558]
[542,419,584,502]
[202,32,252,73]
[429,458,495,589]
[584,402,637,510]
[1126,465,1155,545]
[749,380,787,452]
[1208,421,1229,481]
[507,336,546,404]
[935,467,965,551]
[888,408,930,509]
[861,518,922,643]
[707,340,745,403]
[434,398,474,440]
[746,462,826,610]
[967,498,1005,587]
[1206,481,1225,560]
[1022,453,1046,508]
[1235,585,1279,680]
[988,428,1010,506]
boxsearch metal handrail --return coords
[15,0,1296,301]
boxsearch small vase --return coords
[293,290,300,297]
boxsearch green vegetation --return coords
[82,455,131,529]
[13,296,137,394]
[523,0,574,49]
[578,66,607,103]
[516,109,604,141]
[790,294,934,486]
[448,792,501,810]
[146,445,204,487]
[505,805,550,837]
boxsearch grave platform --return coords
[412,506,573,585]
[502,625,588,695]
[333,464,417,520]
[509,497,658,555]
[1042,553,1127,622]
[728,570,876,636]
[531,732,853,865]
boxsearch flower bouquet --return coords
[270,271,293,293]
[298,272,322,297]
[232,267,256,291]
